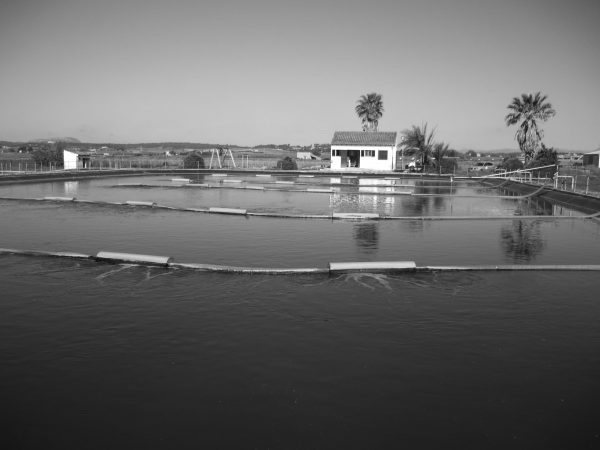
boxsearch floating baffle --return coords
[332,212,380,220]
[171,178,190,183]
[124,200,157,207]
[329,261,417,272]
[44,196,76,201]
[209,207,247,215]
[95,251,173,266]
[222,179,243,183]
[307,188,333,193]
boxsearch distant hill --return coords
[29,137,81,144]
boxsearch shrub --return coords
[439,158,458,174]
[499,157,524,172]
[183,152,205,169]
[277,156,297,170]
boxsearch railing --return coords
[481,163,600,197]
[1,157,331,174]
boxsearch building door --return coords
[340,151,348,168]
[348,150,360,167]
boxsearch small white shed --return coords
[63,149,91,170]
[330,131,398,171]
[582,150,600,168]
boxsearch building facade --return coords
[63,149,91,170]
[330,131,398,171]
[582,150,600,168]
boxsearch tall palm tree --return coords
[355,93,384,131]
[505,92,556,165]
[401,123,436,170]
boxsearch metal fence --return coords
[481,164,600,198]
[1,156,330,174]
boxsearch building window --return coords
[378,150,388,160]
[360,150,375,157]
[332,149,340,156]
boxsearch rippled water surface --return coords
[1,256,599,449]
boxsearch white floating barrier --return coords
[171,178,190,183]
[245,186,265,190]
[124,200,157,207]
[187,183,209,187]
[332,212,380,220]
[307,188,333,193]
[95,251,173,266]
[170,262,328,274]
[222,179,243,183]
[255,174,271,177]
[209,207,247,215]
[275,181,294,184]
[299,175,315,178]
[44,196,75,202]
[52,251,92,259]
[329,261,417,272]
[211,173,228,177]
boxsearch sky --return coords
[0,0,599,150]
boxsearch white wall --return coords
[63,150,79,170]
[331,145,396,170]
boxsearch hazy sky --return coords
[1,0,598,149]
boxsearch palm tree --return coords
[355,93,384,131]
[505,92,556,165]
[401,123,436,171]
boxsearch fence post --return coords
[586,176,589,194]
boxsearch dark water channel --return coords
[1,257,599,449]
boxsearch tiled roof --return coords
[331,131,397,146]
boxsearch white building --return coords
[582,149,600,168]
[63,149,91,170]
[330,131,398,171]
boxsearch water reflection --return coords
[330,192,396,215]
[353,222,379,253]
[514,198,555,216]
[64,181,79,196]
[500,220,546,261]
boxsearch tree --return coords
[183,152,205,168]
[505,92,556,165]
[528,144,558,178]
[355,92,384,131]
[277,156,297,170]
[401,123,436,171]
[32,143,63,167]
[431,142,450,175]
[499,156,524,172]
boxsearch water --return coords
[0,174,582,217]
[1,256,599,448]
[1,173,599,448]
